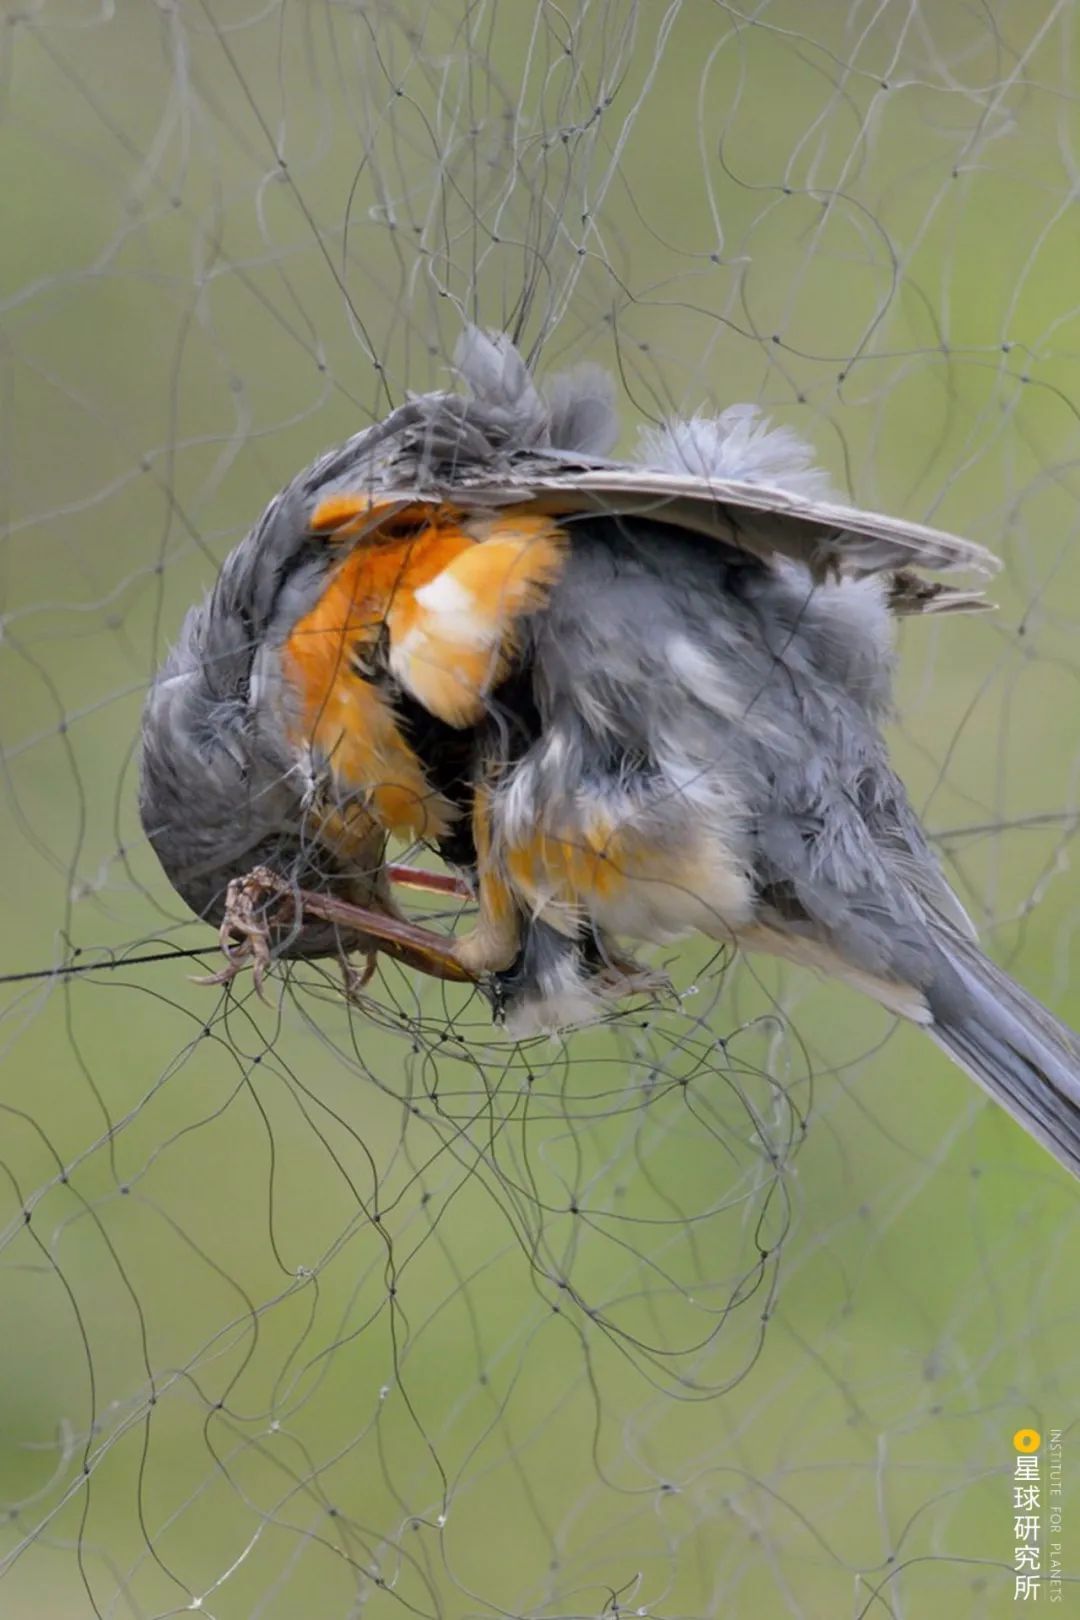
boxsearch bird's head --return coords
[137,433,410,951]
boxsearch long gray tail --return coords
[927,930,1080,1178]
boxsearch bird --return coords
[139,326,1080,1178]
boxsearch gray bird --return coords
[139,328,1080,1177]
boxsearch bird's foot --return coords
[195,866,287,999]
[195,864,478,998]
[596,959,674,1002]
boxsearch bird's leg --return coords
[199,868,282,997]
[340,951,378,1001]
[287,883,480,980]
[197,865,479,996]
[342,863,473,998]
[445,786,522,976]
[450,871,521,975]
[593,951,674,1002]
[385,863,471,898]
[386,859,521,976]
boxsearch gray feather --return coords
[886,570,993,617]
[545,363,619,456]
[926,931,1080,1174]
[424,464,997,582]
[139,472,378,932]
[453,326,550,449]
[487,512,1080,1176]
[636,408,835,500]
[138,594,307,924]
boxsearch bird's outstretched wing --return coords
[425,459,999,587]
[304,327,997,608]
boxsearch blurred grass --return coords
[2,3,1079,1617]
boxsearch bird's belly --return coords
[496,807,754,945]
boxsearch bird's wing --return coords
[426,461,998,589]
[884,569,994,618]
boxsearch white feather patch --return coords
[502,951,609,1037]
[412,572,498,649]
[414,573,475,615]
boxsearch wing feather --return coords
[439,463,998,582]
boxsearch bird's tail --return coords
[928,929,1080,1178]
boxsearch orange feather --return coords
[283,500,567,858]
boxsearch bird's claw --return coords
[340,951,378,1001]
[194,866,294,1000]
[194,863,478,999]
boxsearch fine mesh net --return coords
[2,3,1079,1616]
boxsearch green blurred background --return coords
[2,2,1079,1615]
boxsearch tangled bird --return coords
[140,328,1080,1177]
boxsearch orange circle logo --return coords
[1013,1429,1041,1453]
